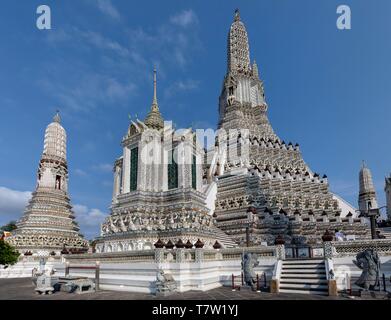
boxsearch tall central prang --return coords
[207,10,369,246]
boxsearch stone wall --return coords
[52,247,277,293]
[324,240,391,291]
[0,256,61,278]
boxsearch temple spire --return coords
[7,112,88,255]
[234,8,240,21]
[53,110,61,123]
[252,60,259,78]
[227,9,250,73]
[152,66,158,110]
[359,161,378,212]
[44,111,66,160]
[144,67,164,129]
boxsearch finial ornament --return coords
[53,110,61,123]
[234,8,240,21]
[144,66,164,130]
[152,66,158,109]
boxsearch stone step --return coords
[279,288,329,296]
[282,265,325,269]
[279,278,328,284]
[212,227,237,248]
[281,269,326,274]
[283,259,324,264]
[279,283,328,290]
[281,274,327,279]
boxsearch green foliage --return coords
[0,240,20,266]
[0,221,17,232]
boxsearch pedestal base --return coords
[360,290,390,300]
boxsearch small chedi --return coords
[95,69,236,253]
[358,162,379,213]
[7,113,88,255]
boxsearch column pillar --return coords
[195,249,204,263]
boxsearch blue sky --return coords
[0,0,390,239]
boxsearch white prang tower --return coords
[8,112,88,256]
[207,9,369,245]
[358,161,378,213]
[385,173,391,220]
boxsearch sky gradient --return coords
[0,0,390,239]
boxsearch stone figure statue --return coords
[242,252,259,290]
[32,262,56,295]
[353,249,381,291]
[118,215,127,232]
[155,269,177,297]
[39,257,46,272]
[156,215,165,229]
[102,223,111,234]
[109,216,118,233]
[126,214,137,231]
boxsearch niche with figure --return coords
[55,175,61,190]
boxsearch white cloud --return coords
[38,72,137,113]
[74,168,88,177]
[92,163,113,173]
[45,28,129,58]
[96,0,120,20]
[45,28,73,43]
[73,204,106,228]
[127,10,202,68]
[164,79,199,98]
[81,31,129,57]
[73,204,107,239]
[40,10,202,116]
[0,186,105,240]
[106,78,137,100]
[0,186,31,218]
[170,10,198,27]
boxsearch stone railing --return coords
[154,246,278,264]
[324,239,391,258]
[63,250,156,264]
[63,246,278,265]
[18,255,62,263]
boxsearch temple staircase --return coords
[210,226,237,248]
[378,227,391,240]
[279,259,328,295]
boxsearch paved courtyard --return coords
[0,278,356,300]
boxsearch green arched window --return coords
[168,149,178,190]
[130,147,138,191]
[192,155,197,189]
